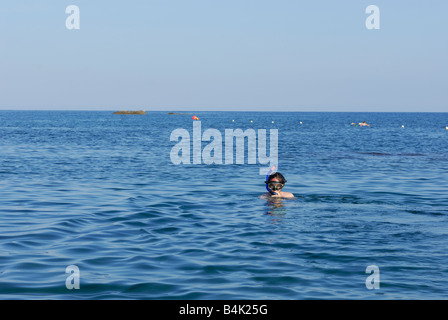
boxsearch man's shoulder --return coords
[282,192,295,198]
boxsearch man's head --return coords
[266,172,287,191]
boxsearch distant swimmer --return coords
[351,121,370,127]
[261,169,294,199]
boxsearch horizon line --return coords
[0,109,447,113]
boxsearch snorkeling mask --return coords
[266,182,284,191]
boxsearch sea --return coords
[0,111,447,299]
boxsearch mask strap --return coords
[265,166,277,195]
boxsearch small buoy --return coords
[192,116,199,120]
[272,121,274,124]
[445,126,448,130]
[232,120,235,122]
[250,120,253,123]
[299,121,302,124]
[401,125,405,128]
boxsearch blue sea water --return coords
[0,111,447,299]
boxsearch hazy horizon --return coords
[1,109,447,113]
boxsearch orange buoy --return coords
[192,116,199,120]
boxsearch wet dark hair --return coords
[267,172,287,184]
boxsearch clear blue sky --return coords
[0,0,447,111]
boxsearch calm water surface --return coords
[0,111,447,299]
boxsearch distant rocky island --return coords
[113,110,146,115]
